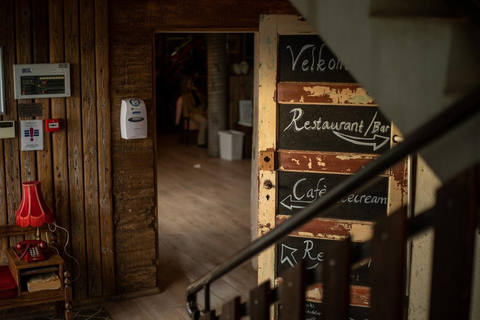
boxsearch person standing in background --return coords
[176,77,208,147]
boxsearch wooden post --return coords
[250,281,271,320]
[323,238,351,320]
[280,261,306,320]
[429,165,478,320]
[207,34,227,157]
[370,208,407,320]
[220,296,241,320]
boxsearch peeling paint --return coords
[316,156,326,167]
[336,154,375,161]
[302,85,374,105]
[349,95,374,104]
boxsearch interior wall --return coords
[109,0,298,294]
[0,0,114,310]
[408,156,441,319]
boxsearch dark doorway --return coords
[154,33,254,137]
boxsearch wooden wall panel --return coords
[0,0,300,308]
[80,0,102,298]
[109,0,298,294]
[95,0,115,297]
[16,0,37,183]
[0,0,12,262]
[3,0,22,248]
[49,0,71,275]
[0,0,114,313]
[64,0,88,301]
[33,0,54,209]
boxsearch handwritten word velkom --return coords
[287,43,347,73]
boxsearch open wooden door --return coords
[257,15,408,319]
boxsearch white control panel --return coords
[13,63,71,99]
[120,99,147,139]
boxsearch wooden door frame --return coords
[257,15,409,316]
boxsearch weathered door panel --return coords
[257,14,408,319]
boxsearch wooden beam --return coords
[370,208,407,320]
[95,0,115,296]
[50,0,71,277]
[64,0,88,301]
[16,0,37,183]
[429,165,478,319]
[80,0,102,297]
[33,0,54,219]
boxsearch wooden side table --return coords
[0,247,73,319]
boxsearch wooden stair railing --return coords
[197,164,478,319]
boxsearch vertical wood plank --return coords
[80,0,102,297]
[49,0,71,273]
[429,166,478,320]
[370,208,407,320]
[95,0,115,296]
[7,0,25,247]
[220,296,241,320]
[249,280,271,320]
[16,0,37,183]
[200,310,216,320]
[281,261,306,320]
[257,14,278,288]
[64,0,88,301]
[323,238,351,320]
[32,0,53,212]
[0,0,13,259]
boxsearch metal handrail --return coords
[186,87,480,319]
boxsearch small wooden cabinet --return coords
[0,247,73,319]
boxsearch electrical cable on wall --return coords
[48,222,81,282]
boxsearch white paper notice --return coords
[21,120,43,151]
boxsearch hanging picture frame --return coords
[0,47,5,115]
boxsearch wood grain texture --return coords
[323,238,350,320]
[49,0,71,283]
[249,281,271,320]
[5,0,23,248]
[64,0,88,302]
[95,0,115,297]
[370,208,407,320]
[257,14,278,291]
[0,0,12,261]
[33,0,54,211]
[429,166,478,320]
[109,0,296,296]
[280,262,306,320]
[220,297,241,320]
[80,0,102,298]
[16,0,37,182]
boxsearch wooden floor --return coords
[104,131,257,319]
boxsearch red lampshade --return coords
[15,181,54,228]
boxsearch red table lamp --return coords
[16,181,54,239]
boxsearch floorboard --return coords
[104,131,257,319]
